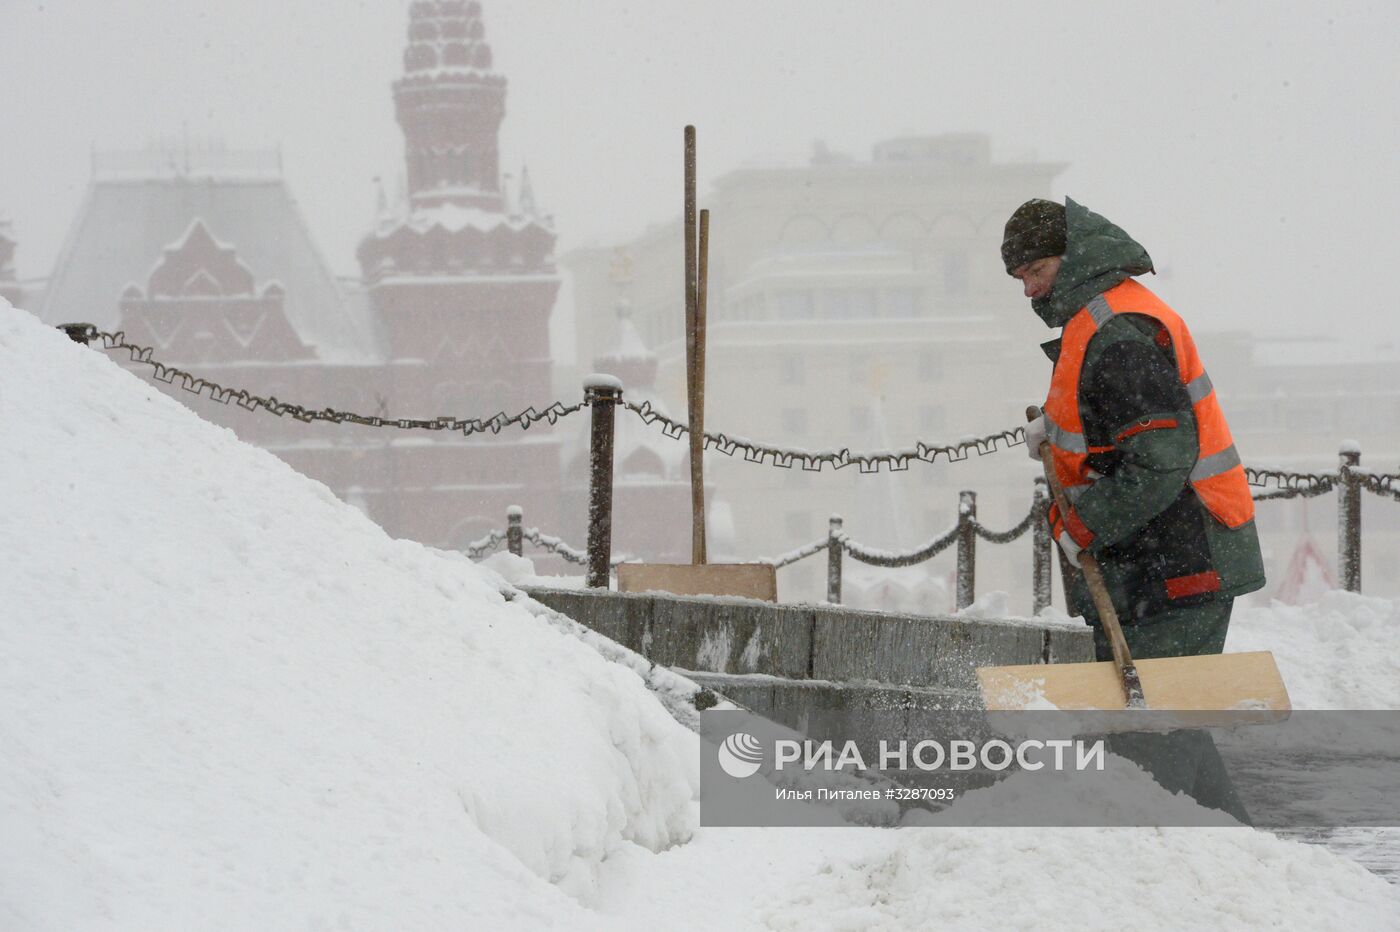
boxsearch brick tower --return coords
[356,0,564,545]
[358,0,559,416]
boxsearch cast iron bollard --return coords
[956,490,976,610]
[1031,476,1052,615]
[584,376,622,589]
[1338,444,1361,593]
[507,505,523,557]
[827,514,844,604]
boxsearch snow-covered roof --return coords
[38,175,387,364]
[364,201,552,241]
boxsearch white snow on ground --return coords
[0,304,695,929]
[1228,591,1400,709]
[2,300,1398,930]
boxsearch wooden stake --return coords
[683,126,706,565]
[693,208,709,564]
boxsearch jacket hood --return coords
[1032,197,1155,328]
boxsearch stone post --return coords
[827,514,844,605]
[507,505,523,557]
[584,376,622,589]
[1032,476,1052,615]
[956,490,976,611]
[1338,444,1362,593]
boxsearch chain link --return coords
[79,327,585,435]
[465,530,506,559]
[1357,472,1400,503]
[1245,466,1338,492]
[971,505,1039,544]
[1252,485,1337,502]
[760,538,828,569]
[521,527,589,565]
[623,399,1024,474]
[464,526,632,568]
[840,525,962,568]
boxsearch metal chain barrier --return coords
[58,326,1400,504]
[522,527,589,565]
[840,524,962,568]
[761,538,828,569]
[464,526,632,568]
[1252,485,1337,502]
[464,529,506,559]
[70,326,586,435]
[971,505,1039,544]
[1357,472,1400,503]
[1245,466,1338,493]
[623,399,1025,474]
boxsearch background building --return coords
[27,0,693,567]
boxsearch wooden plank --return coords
[617,563,777,602]
[977,650,1290,715]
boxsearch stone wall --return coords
[523,587,1093,727]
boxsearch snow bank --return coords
[0,302,696,928]
[1228,591,1400,709]
[600,767,1400,931]
[761,820,1396,931]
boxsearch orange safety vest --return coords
[1043,279,1254,530]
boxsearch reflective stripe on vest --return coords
[1042,279,1255,529]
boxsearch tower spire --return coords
[394,0,506,210]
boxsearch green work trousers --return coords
[1096,598,1252,824]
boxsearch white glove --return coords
[1025,415,1047,462]
[1055,531,1083,569]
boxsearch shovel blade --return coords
[977,650,1290,719]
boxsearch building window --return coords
[781,407,807,436]
[780,354,804,385]
[883,287,920,318]
[825,288,875,320]
[775,290,814,320]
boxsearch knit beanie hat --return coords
[1001,199,1067,274]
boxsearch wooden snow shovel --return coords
[616,125,777,602]
[976,407,1290,720]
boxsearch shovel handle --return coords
[1028,406,1147,709]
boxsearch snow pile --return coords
[598,763,1400,930]
[760,821,1395,931]
[480,550,587,590]
[0,303,696,928]
[1228,591,1400,709]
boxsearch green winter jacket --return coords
[1039,199,1265,627]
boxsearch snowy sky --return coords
[2,0,1398,347]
